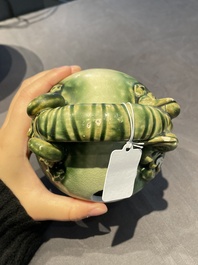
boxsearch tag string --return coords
[122,102,144,149]
[122,102,134,146]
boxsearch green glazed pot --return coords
[27,69,180,201]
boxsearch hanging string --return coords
[122,102,144,150]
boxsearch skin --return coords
[0,66,107,221]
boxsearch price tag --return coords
[102,144,142,202]
[102,102,143,202]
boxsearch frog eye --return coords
[50,83,63,93]
[133,83,147,97]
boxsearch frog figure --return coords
[27,69,180,201]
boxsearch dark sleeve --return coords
[0,180,48,265]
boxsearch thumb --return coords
[26,189,108,221]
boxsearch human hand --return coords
[0,66,108,221]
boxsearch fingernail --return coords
[88,207,108,217]
[71,65,81,73]
[55,65,69,69]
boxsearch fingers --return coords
[19,65,81,95]
[1,159,107,222]
[1,66,81,142]
[21,65,80,88]
[17,173,108,221]
[8,65,81,116]
[27,191,108,221]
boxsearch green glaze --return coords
[51,69,138,104]
[27,93,65,117]
[32,103,174,144]
[27,69,180,201]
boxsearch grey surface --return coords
[0,0,70,21]
[0,0,198,264]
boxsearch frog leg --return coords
[28,138,65,162]
[140,149,165,181]
[27,93,66,117]
[144,132,178,152]
[154,98,180,119]
[138,94,180,120]
[28,137,66,181]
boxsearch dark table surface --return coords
[0,0,197,264]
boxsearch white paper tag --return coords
[102,144,142,202]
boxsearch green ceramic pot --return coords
[27,69,180,201]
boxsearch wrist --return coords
[0,180,47,265]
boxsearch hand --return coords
[0,66,107,221]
